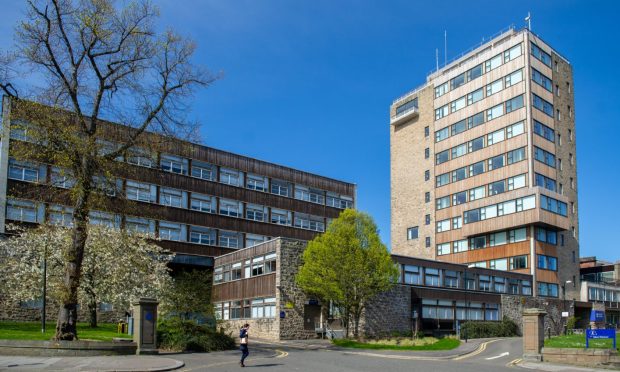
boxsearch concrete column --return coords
[132,298,159,355]
[522,308,546,362]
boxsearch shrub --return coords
[460,317,518,339]
[157,318,236,352]
[566,316,579,333]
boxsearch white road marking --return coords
[485,351,509,360]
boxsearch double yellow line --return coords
[452,339,499,360]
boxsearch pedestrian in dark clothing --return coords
[239,323,250,367]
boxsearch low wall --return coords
[543,347,620,369]
[0,339,137,356]
[221,318,279,341]
[502,295,574,336]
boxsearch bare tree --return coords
[1,0,214,340]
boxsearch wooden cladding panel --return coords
[7,181,322,241]
[118,165,344,218]
[214,240,279,267]
[212,274,276,302]
[157,240,235,257]
[440,241,531,265]
[411,286,502,303]
[536,269,559,283]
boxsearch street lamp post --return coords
[562,280,573,335]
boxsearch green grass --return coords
[544,333,619,349]
[332,337,460,351]
[0,321,133,341]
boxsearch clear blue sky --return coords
[1,1,618,261]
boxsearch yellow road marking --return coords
[181,348,288,371]
[452,339,498,360]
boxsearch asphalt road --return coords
[171,338,525,372]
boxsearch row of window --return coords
[8,158,328,233]
[401,264,532,295]
[588,286,620,303]
[214,297,276,320]
[533,120,555,142]
[531,42,552,67]
[534,146,556,168]
[394,97,418,117]
[9,123,354,209]
[436,147,526,187]
[435,68,524,121]
[6,198,273,249]
[434,42,523,99]
[531,67,553,92]
[540,194,568,216]
[538,282,559,298]
[436,121,524,165]
[435,94,525,143]
[421,299,501,321]
[535,226,559,245]
[537,254,558,271]
[436,174,527,212]
[532,93,554,117]
[463,195,536,224]
[437,227,527,256]
[214,252,277,283]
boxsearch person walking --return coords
[239,323,250,367]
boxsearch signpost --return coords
[585,329,617,349]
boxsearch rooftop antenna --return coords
[444,30,447,66]
[525,12,531,31]
[435,48,439,71]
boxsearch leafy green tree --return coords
[160,269,213,321]
[296,209,399,338]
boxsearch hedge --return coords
[157,318,236,352]
[460,317,518,339]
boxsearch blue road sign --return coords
[586,329,616,349]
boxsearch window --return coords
[425,214,431,225]
[220,168,241,186]
[425,170,431,181]
[160,187,184,208]
[127,148,154,168]
[159,221,183,241]
[246,204,266,222]
[453,191,467,205]
[444,271,458,287]
[469,161,484,177]
[469,136,484,152]
[507,148,525,164]
[453,167,467,182]
[435,82,448,98]
[508,174,526,190]
[487,78,503,96]
[533,94,554,117]
[395,98,418,115]
[488,155,505,171]
[505,43,522,62]
[450,96,466,113]
[534,120,555,142]
[535,173,556,192]
[469,186,485,201]
[424,126,429,137]
[271,209,291,225]
[453,239,468,253]
[436,196,450,210]
[486,53,502,71]
[479,275,491,291]
[246,234,267,248]
[295,185,325,204]
[531,68,553,91]
[10,121,36,142]
[126,180,154,203]
[487,104,504,121]
[326,193,353,209]
[8,159,39,182]
[435,127,449,142]
[125,216,153,234]
[160,154,188,175]
[506,121,524,138]
[88,210,117,228]
[220,230,241,248]
[48,205,74,227]
[190,226,216,245]
[489,231,507,246]
[436,219,450,233]
[437,243,450,255]
[537,255,558,271]
[50,167,76,189]
[450,73,466,90]
[469,236,486,249]
[487,128,505,145]
[190,193,215,213]
[271,179,290,197]
[505,69,523,88]
[219,199,241,217]
[424,148,430,159]
[569,153,574,166]
[509,228,527,242]
[505,95,524,113]
[538,282,559,297]
[294,213,325,232]
[407,226,419,240]
[467,88,483,105]
[452,216,462,229]
[540,195,568,216]
[425,237,431,248]
[425,192,431,203]
[468,64,483,81]
[531,42,551,66]
[436,173,449,187]
[451,119,466,135]
[485,303,500,320]
[424,268,440,286]
[435,105,448,120]
[451,143,467,159]
[510,255,528,270]
[522,281,532,295]
[536,227,557,245]
[403,265,421,285]
[191,161,216,181]
[92,176,117,196]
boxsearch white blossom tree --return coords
[0,224,173,328]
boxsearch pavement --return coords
[0,337,617,371]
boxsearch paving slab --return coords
[0,355,184,371]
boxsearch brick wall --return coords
[501,294,573,336]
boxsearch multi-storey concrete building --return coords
[390,27,579,299]
[0,97,355,269]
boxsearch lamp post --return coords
[41,242,48,334]
[562,280,573,335]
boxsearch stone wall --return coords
[0,294,125,324]
[362,285,412,338]
[221,319,279,341]
[543,348,620,369]
[502,295,574,336]
[276,239,317,340]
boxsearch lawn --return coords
[332,337,460,351]
[544,332,619,349]
[0,321,132,342]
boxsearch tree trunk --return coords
[55,162,92,341]
[88,300,97,328]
